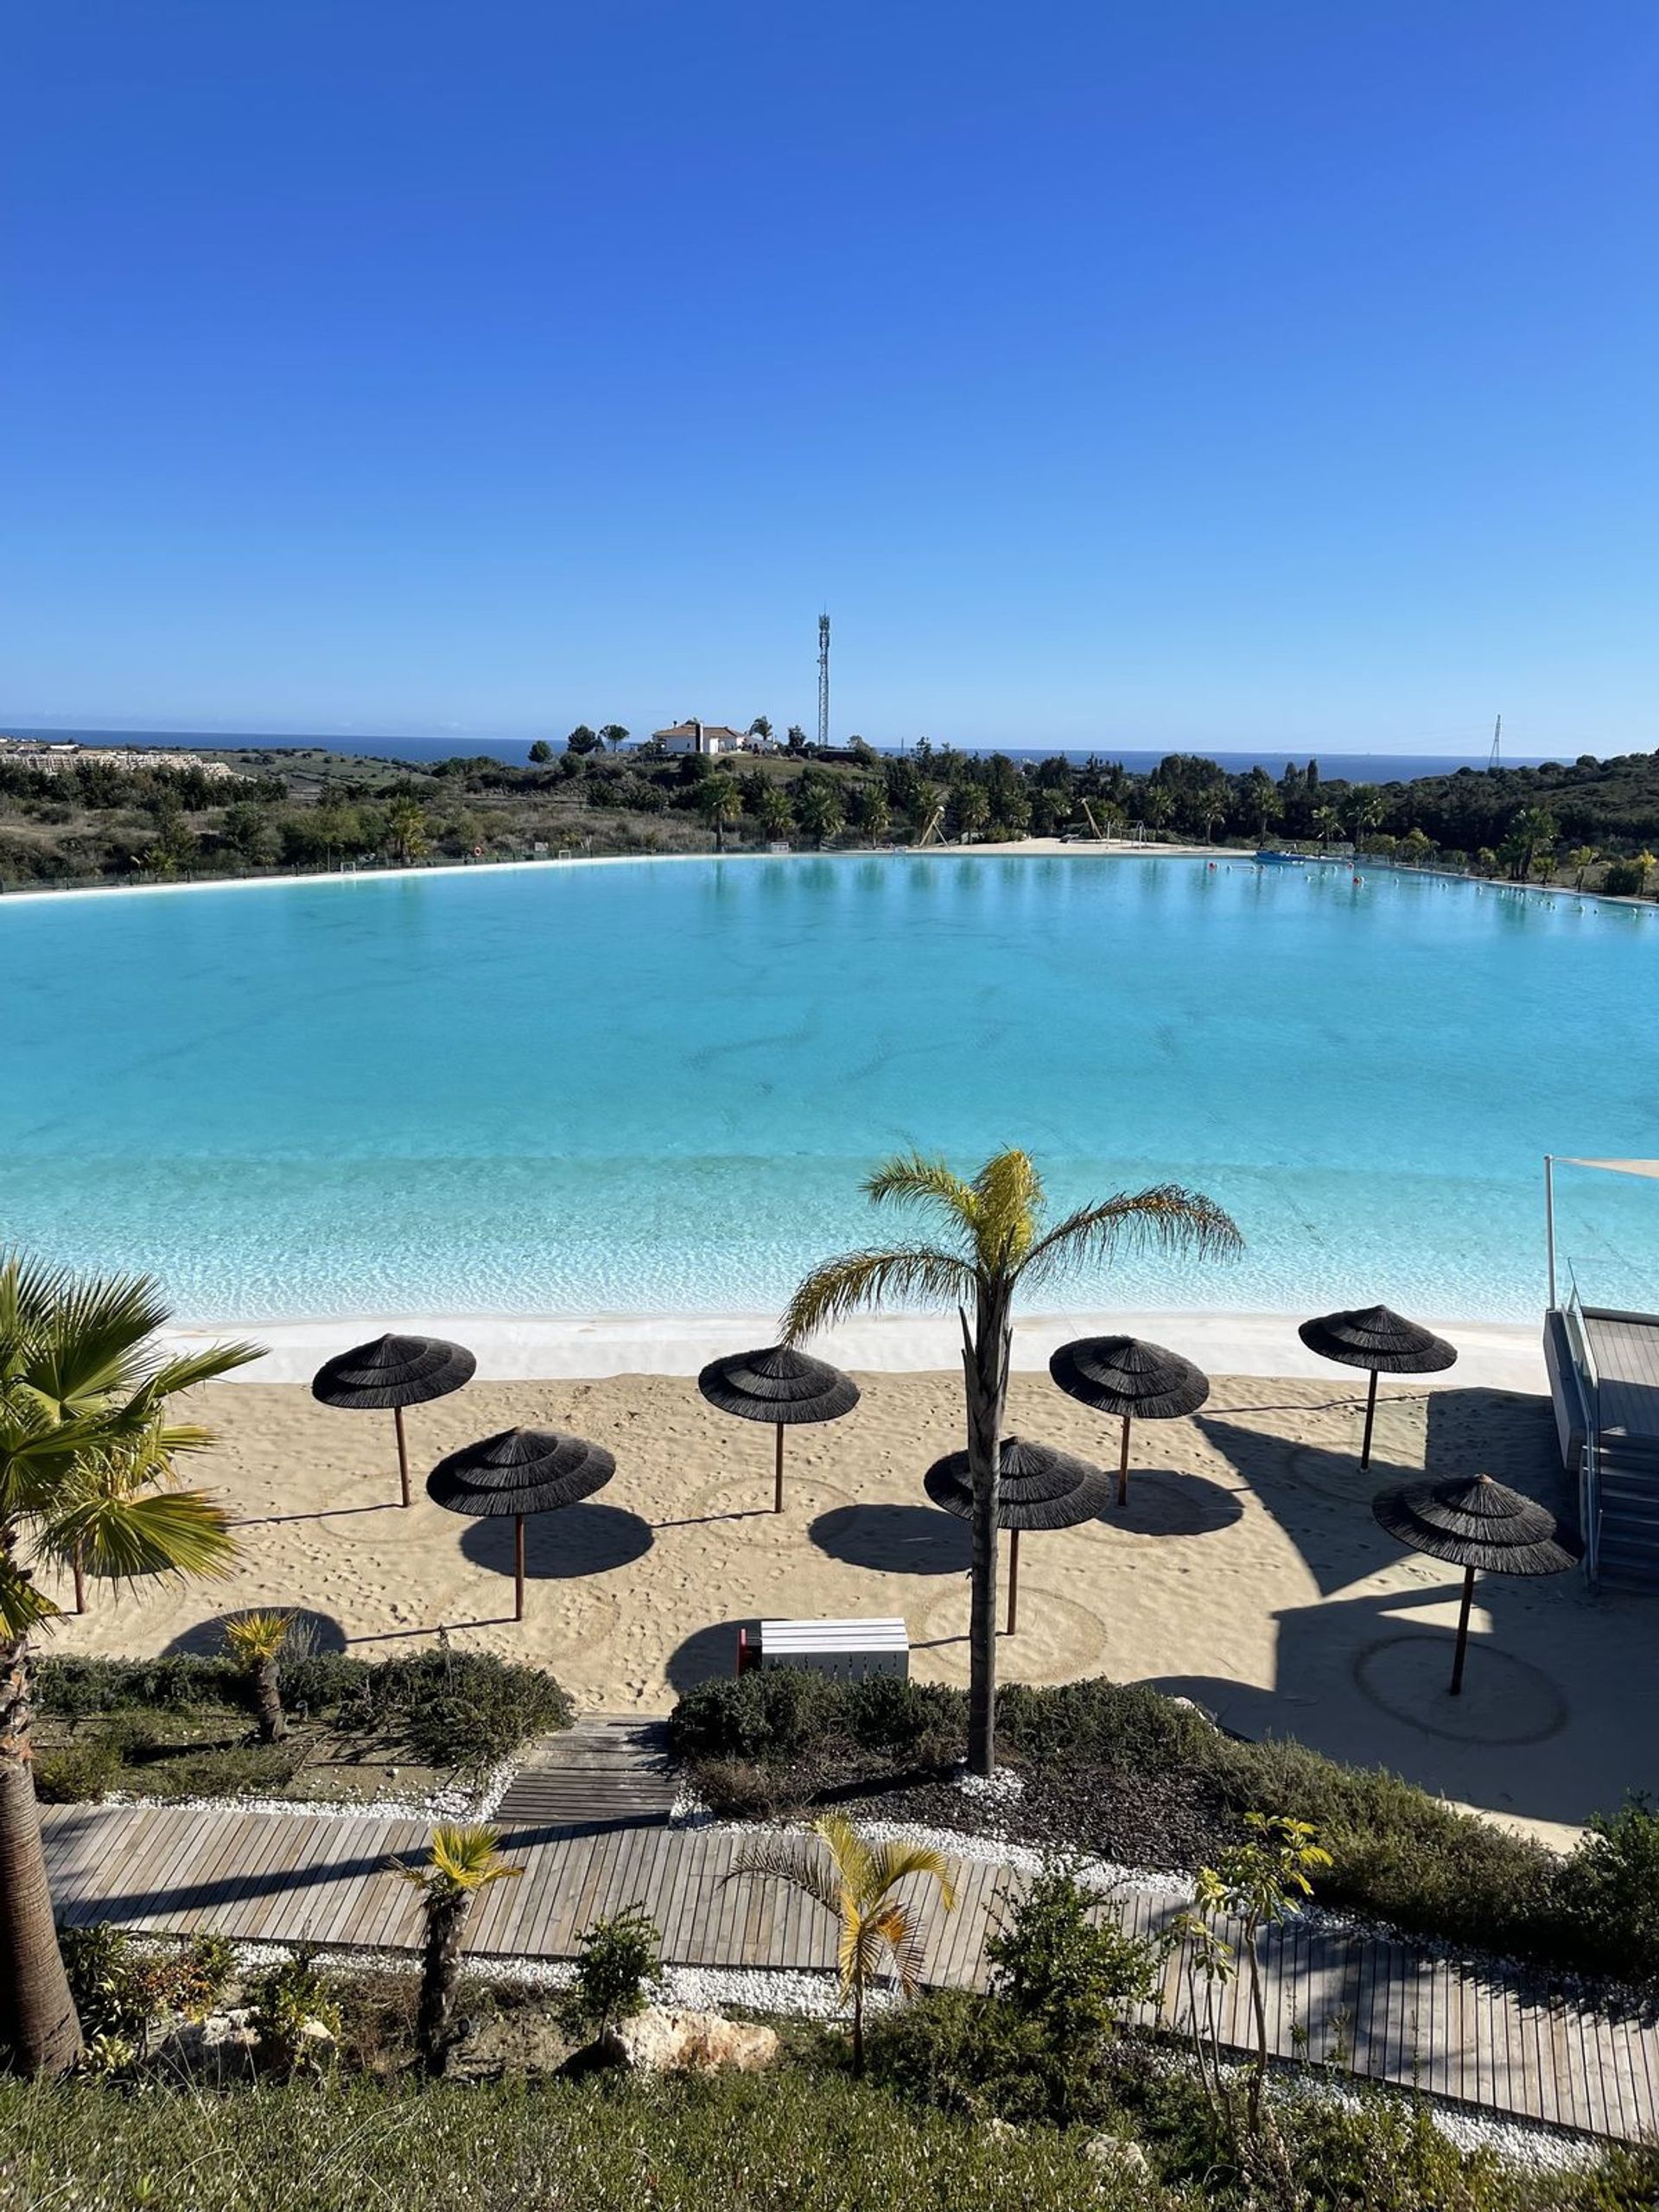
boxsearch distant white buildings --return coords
[0,737,245,780]
[650,719,757,758]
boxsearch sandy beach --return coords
[47,1327,1654,1853]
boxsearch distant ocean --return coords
[3,727,1549,785]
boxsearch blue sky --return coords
[3,3,1655,754]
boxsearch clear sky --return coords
[3,3,1655,754]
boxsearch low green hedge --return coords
[671,1671,1659,1990]
[34,1647,572,1787]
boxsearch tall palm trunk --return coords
[253,1656,286,1744]
[416,1890,471,2075]
[961,1287,1011,1778]
[0,1630,83,2075]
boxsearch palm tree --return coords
[781,1153,1241,1776]
[796,778,845,849]
[1340,785,1384,860]
[0,1257,258,2075]
[1311,804,1340,852]
[748,716,774,744]
[757,783,795,841]
[397,1823,522,2075]
[1567,845,1598,890]
[1637,850,1656,895]
[696,772,741,854]
[223,1609,294,1743]
[385,796,429,865]
[725,1813,955,2072]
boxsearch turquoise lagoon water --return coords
[2,854,1656,1324]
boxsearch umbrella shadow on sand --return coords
[458,1501,655,1581]
[809,1503,972,1575]
[1096,1468,1246,1539]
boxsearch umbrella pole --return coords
[774,1423,785,1515]
[394,1405,411,1509]
[1007,1529,1020,1636]
[514,1516,526,1623]
[1359,1370,1379,1471]
[1118,1416,1131,1508]
[1450,1563,1476,1696]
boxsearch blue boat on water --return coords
[1255,849,1306,866]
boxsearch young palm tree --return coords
[223,1609,295,1743]
[397,1823,522,2075]
[782,1152,1241,1776]
[0,1255,258,2075]
[726,1812,955,2072]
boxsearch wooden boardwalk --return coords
[41,1800,1659,2143]
[493,1715,676,1833]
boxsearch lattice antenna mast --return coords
[1488,714,1502,770]
[817,613,831,748]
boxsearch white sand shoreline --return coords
[0,836,1241,907]
[168,1306,1547,1392]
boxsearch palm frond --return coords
[866,1900,930,1996]
[780,1247,975,1344]
[866,1836,957,1913]
[0,1555,59,1637]
[144,1340,264,1399]
[222,1609,295,1664]
[724,1836,843,1921]
[10,1268,174,1414]
[812,1810,875,1896]
[862,1154,980,1233]
[1018,1185,1243,1287]
[44,1485,237,1590]
[970,1150,1045,1270]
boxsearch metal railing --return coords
[1564,1274,1602,1591]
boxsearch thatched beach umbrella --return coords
[1047,1336,1211,1506]
[1372,1472,1580,1694]
[312,1332,477,1507]
[924,1435,1115,1634]
[1298,1306,1456,1471]
[427,1427,615,1622]
[697,1344,860,1513]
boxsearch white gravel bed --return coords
[106,1754,518,1827]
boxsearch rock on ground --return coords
[595,2006,779,2075]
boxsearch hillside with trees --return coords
[1,731,1656,895]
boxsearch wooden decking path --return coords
[41,1799,1659,2143]
[492,1715,676,1833]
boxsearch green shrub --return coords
[986,1868,1161,2061]
[866,1986,1065,2123]
[331,1649,571,1771]
[671,1670,956,1772]
[35,1654,242,1716]
[59,1926,237,2042]
[249,1954,343,2077]
[1601,860,1647,896]
[33,1733,125,1803]
[1558,1796,1659,1976]
[560,1908,662,2040]
[35,1647,571,1777]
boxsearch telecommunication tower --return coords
[1488,714,1502,770]
[817,613,830,748]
